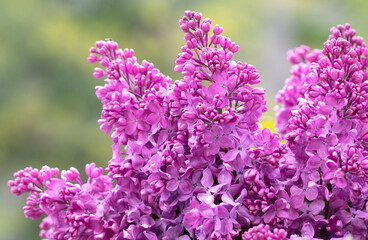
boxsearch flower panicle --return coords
[276,23,368,240]
[9,11,368,240]
[9,164,112,239]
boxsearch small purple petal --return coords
[166,166,178,177]
[306,156,322,170]
[166,179,179,192]
[223,149,238,162]
[221,192,235,206]
[179,180,192,194]
[263,209,276,223]
[148,101,160,112]
[197,192,214,205]
[309,200,325,215]
[218,169,232,185]
[352,218,367,230]
[183,210,200,227]
[203,131,215,144]
[126,122,137,135]
[216,205,229,218]
[140,215,155,228]
[306,185,318,201]
[290,186,303,196]
[335,176,347,188]
[275,199,287,209]
[201,168,214,188]
[290,194,304,209]
[219,136,234,148]
[301,223,315,237]
[203,219,215,234]
[220,219,233,235]
[277,210,289,219]
[143,231,158,240]
[146,113,160,125]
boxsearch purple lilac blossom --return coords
[275,46,322,137]
[280,24,368,239]
[8,11,368,240]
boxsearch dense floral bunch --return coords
[275,23,368,239]
[8,11,368,240]
[274,45,322,136]
[9,164,112,239]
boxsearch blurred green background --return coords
[1,0,367,239]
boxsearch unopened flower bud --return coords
[213,24,223,35]
[201,22,210,33]
[93,68,104,79]
[182,109,197,120]
[244,169,259,182]
[360,158,368,170]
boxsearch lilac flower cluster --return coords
[8,11,367,240]
[274,45,322,136]
[275,24,368,239]
[8,164,111,239]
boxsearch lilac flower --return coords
[305,134,338,159]
[9,11,368,240]
[203,125,234,155]
[262,198,289,223]
[275,45,322,137]
[280,23,368,239]
[290,181,319,209]
[146,99,168,128]
[165,165,192,195]
[298,200,325,220]
[338,208,368,230]
[323,165,347,189]
[125,109,149,136]
[207,70,228,98]
[222,134,251,163]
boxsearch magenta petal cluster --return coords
[276,23,368,239]
[9,11,368,240]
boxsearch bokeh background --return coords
[1,0,367,239]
